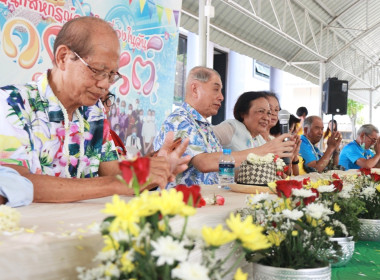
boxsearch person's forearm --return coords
[315,148,334,172]
[360,154,380,169]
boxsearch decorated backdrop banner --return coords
[0,0,182,155]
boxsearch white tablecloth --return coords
[0,186,253,280]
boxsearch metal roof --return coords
[181,0,380,107]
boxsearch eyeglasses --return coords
[102,93,115,107]
[366,134,377,143]
[73,51,122,84]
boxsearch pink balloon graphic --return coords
[132,56,155,96]
[43,25,61,62]
[119,51,131,67]
[147,36,163,51]
[119,75,130,96]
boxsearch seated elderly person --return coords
[0,165,33,207]
[0,17,190,203]
[339,124,380,169]
[300,116,342,173]
[154,67,295,187]
[213,91,301,176]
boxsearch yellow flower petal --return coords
[234,267,248,280]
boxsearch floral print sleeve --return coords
[154,102,222,186]
[0,72,118,178]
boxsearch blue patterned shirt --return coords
[154,102,223,186]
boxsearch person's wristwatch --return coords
[292,159,299,165]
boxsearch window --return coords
[253,60,270,79]
[174,35,187,105]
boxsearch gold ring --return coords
[334,138,339,140]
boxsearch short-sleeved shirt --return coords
[0,165,33,207]
[153,102,223,186]
[212,119,266,151]
[299,135,323,165]
[339,140,374,170]
[0,71,118,178]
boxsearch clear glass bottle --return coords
[218,148,235,188]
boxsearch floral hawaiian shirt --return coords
[154,102,223,187]
[0,71,118,178]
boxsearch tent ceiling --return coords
[181,0,380,107]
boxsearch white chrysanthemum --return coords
[247,193,278,205]
[333,220,348,236]
[185,227,202,240]
[282,209,304,220]
[0,205,21,232]
[94,249,116,262]
[317,184,336,193]
[362,187,376,199]
[111,230,131,242]
[305,203,334,220]
[291,188,316,198]
[338,184,354,198]
[171,262,210,280]
[151,235,187,266]
[77,265,107,280]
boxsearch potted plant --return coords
[355,168,380,241]
[239,179,342,279]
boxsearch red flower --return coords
[276,171,283,177]
[371,173,380,182]
[275,180,303,198]
[332,179,343,192]
[175,184,206,208]
[303,188,319,205]
[302,177,311,185]
[215,195,225,206]
[360,168,371,175]
[332,173,340,180]
[119,157,150,185]
[283,165,289,173]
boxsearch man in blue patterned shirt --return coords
[154,66,295,186]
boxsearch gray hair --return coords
[186,66,220,86]
[303,116,319,128]
[357,124,379,135]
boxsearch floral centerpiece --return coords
[78,158,272,280]
[239,178,342,271]
[356,168,380,219]
[246,153,288,177]
[354,168,380,241]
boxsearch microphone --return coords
[278,109,291,135]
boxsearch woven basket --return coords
[237,160,277,186]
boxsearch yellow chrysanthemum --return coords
[120,251,135,273]
[102,235,119,252]
[202,224,236,247]
[325,227,335,236]
[376,185,380,193]
[267,182,277,189]
[267,230,285,246]
[226,213,271,251]
[333,203,341,212]
[306,215,321,227]
[103,195,140,236]
[157,189,196,217]
[291,230,298,236]
[131,190,160,217]
[234,267,248,280]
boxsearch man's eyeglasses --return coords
[366,134,377,143]
[73,51,122,84]
[102,93,115,107]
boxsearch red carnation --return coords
[303,188,319,205]
[332,179,343,192]
[119,157,150,185]
[175,184,206,208]
[332,173,340,180]
[371,173,380,182]
[360,168,371,175]
[276,180,303,198]
[302,177,311,185]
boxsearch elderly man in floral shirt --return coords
[154,66,295,187]
[0,17,190,203]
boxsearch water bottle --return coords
[218,149,235,188]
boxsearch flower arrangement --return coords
[78,157,271,280]
[302,174,366,240]
[355,168,380,219]
[246,153,287,176]
[239,178,342,269]
[0,205,20,232]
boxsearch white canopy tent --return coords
[181,0,380,121]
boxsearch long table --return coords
[0,185,379,279]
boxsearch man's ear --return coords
[190,81,200,98]
[54,45,71,70]
[303,126,308,135]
